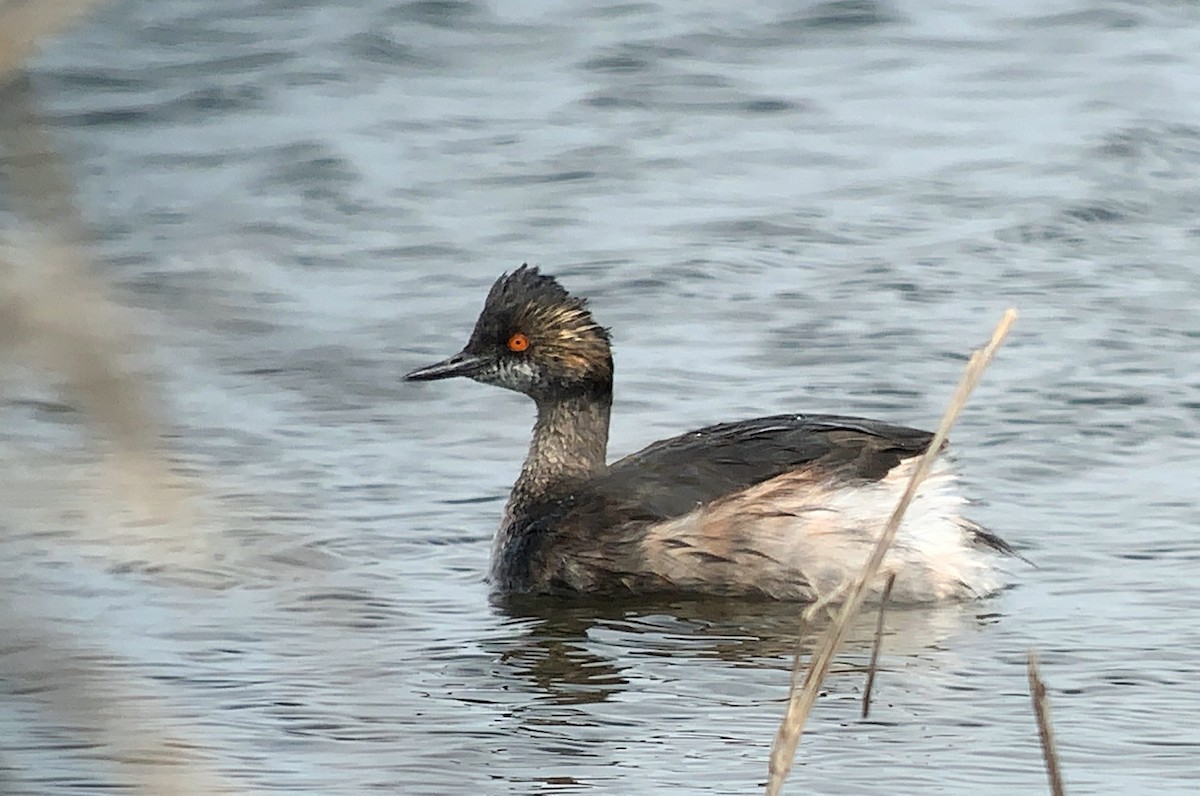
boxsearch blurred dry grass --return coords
[1,616,239,794]
[0,0,103,82]
[1,4,234,792]
[1,0,196,526]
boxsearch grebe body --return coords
[406,266,1013,601]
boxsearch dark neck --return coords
[491,386,612,591]
[512,389,612,506]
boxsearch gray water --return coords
[2,0,1200,793]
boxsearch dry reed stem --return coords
[1027,650,1066,796]
[861,571,896,720]
[766,308,1018,796]
[0,0,106,81]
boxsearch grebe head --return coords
[405,265,612,400]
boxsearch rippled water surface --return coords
[3,0,1200,793]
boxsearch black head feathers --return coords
[406,266,613,396]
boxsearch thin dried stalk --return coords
[1027,650,1066,796]
[861,571,896,719]
[766,309,1018,796]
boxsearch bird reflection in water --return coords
[489,592,991,706]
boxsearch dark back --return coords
[596,413,935,522]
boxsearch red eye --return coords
[507,332,530,352]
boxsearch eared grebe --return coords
[406,266,1015,601]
